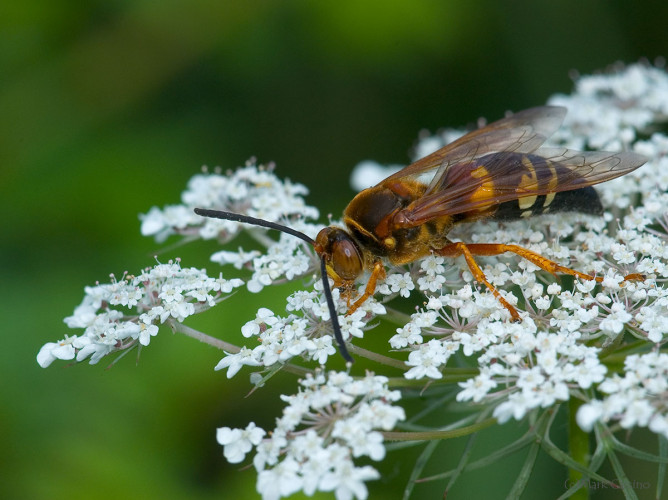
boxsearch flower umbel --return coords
[42,62,668,499]
[237,371,403,500]
[38,260,242,367]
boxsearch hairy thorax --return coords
[343,181,454,267]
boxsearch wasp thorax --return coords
[314,227,363,281]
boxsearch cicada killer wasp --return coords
[196,106,647,362]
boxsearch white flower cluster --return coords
[216,371,404,500]
[141,163,326,292]
[215,283,386,377]
[369,62,668,439]
[38,261,242,367]
[45,61,668,497]
[456,321,608,423]
[388,200,667,423]
[140,163,319,243]
[550,63,668,151]
[576,352,668,438]
[212,219,320,293]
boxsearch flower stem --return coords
[168,321,241,352]
[347,344,407,370]
[568,398,590,500]
[383,417,496,441]
[169,321,314,377]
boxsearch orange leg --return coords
[459,243,597,280]
[345,261,386,316]
[436,242,643,321]
[621,273,645,282]
[436,243,521,321]
[451,244,642,283]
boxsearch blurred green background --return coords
[3,1,667,499]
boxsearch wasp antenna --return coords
[194,207,353,362]
[193,208,315,246]
[319,257,354,363]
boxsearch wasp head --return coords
[314,227,363,282]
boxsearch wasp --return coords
[196,106,647,362]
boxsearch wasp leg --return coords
[436,242,522,321]
[455,243,643,283]
[438,242,643,319]
[620,273,645,282]
[346,261,386,316]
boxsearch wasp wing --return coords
[384,106,567,187]
[393,147,647,227]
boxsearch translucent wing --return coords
[393,147,647,227]
[384,106,567,189]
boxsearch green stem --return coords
[599,338,652,364]
[568,398,590,500]
[383,417,496,441]
[169,320,241,352]
[348,344,407,370]
[170,321,313,377]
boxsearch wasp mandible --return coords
[196,106,647,362]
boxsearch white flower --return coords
[36,339,76,368]
[635,305,668,343]
[217,422,266,464]
[599,302,632,335]
[214,347,262,378]
[142,164,319,245]
[299,447,333,495]
[382,272,415,298]
[222,371,402,499]
[308,335,336,364]
[256,458,303,500]
[420,255,445,275]
[319,460,379,500]
[493,391,539,424]
[241,308,278,337]
[404,339,449,379]
[576,401,604,432]
[43,261,243,367]
[212,274,244,293]
[457,373,497,403]
[138,323,159,346]
[572,357,607,389]
[339,311,366,339]
[286,290,317,311]
[76,341,114,365]
[576,353,668,438]
[210,248,261,269]
[349,160,402,191]
[417,272,446,293]
[333,420,385,460]
[390,322,423,349]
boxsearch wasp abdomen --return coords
[472,152,604,221]
[492,186,602,221]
